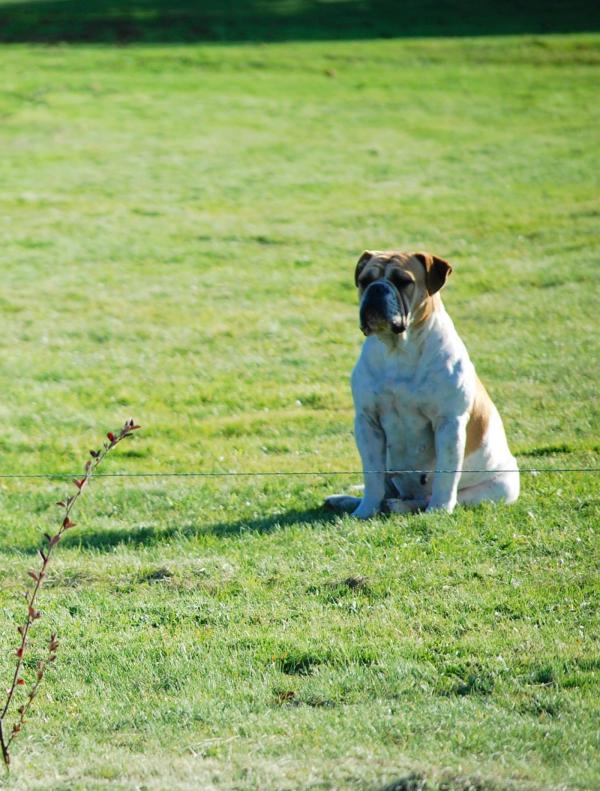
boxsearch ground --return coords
[0,21,599,791]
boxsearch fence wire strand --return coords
[0,467,598,480]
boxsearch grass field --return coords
[0,25,599,791]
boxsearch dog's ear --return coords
[414,252,452,295]
[355,250,374,287]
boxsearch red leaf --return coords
[16,647,24,658]
[73,478,86,490]
[107,432,116,442]
[27,571,39,582]
[16,678,25,686]
[62,517,76,529]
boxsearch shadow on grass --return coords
[0,0,597,44]
[0,504,437,555]
[50,505,340,552]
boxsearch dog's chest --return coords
[353,346,440,470]
[360,351,432,414]
[376,373,434,449]
[353,332,465,428]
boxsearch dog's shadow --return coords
[57,505,340,552]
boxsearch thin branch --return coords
[0,419,140,772]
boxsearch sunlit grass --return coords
[0,33,598,790]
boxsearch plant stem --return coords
[0,419,140,771]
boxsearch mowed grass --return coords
[0,32,599,790]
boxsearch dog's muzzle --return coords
[359,281,407,336]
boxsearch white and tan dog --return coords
[326,250,519,518]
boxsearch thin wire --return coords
[0,467,598,480]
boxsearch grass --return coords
[0,28,599,790]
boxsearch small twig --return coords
[0,419,140,772]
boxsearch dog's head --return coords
[354,250,452,337]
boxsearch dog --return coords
[325,250,519,518]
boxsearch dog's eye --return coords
[390,271,414,289]
[359,272,377,287]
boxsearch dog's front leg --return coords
[428,416,467,513]
[353,412,386,519]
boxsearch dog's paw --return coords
[351,501,380,519]
[425,498,456,514]
[324,494,361,513]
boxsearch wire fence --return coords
[0,467,598,480]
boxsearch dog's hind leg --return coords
[324,494,362,513]
[458,471,520,507]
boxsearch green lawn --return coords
[0,31,599,790]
